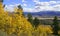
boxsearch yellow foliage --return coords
[0,2,53,36]
[35,25,53,36]
[0,3,5,14]
[0,2,33,36]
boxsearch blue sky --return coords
[3,0,60,12]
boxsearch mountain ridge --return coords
[23,11,60,17]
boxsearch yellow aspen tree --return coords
[13,5,33,36]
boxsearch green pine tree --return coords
[52,16,59,36]
[27,13,33,25]
[33,17,40,28]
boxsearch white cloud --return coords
[53,4,60,11]
[4,0,60,12]
[4,5,14,12]
[33,1,60,12]
[23,8,33,12]
[4,3,21,12]
[14,3,21,6]
[49,1,56,4]
[23,1,60,12]
[35,1,57,6]
[23,4,27,7]
[22,0,27,2]
[33,0,39,3]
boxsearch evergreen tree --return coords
[33,17,40,28]
[27,13,33,24]
[52,16,59,36]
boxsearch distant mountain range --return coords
[23,11,60,17]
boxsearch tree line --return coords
[27,13,60,36]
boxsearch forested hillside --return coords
[0,0,60,36]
